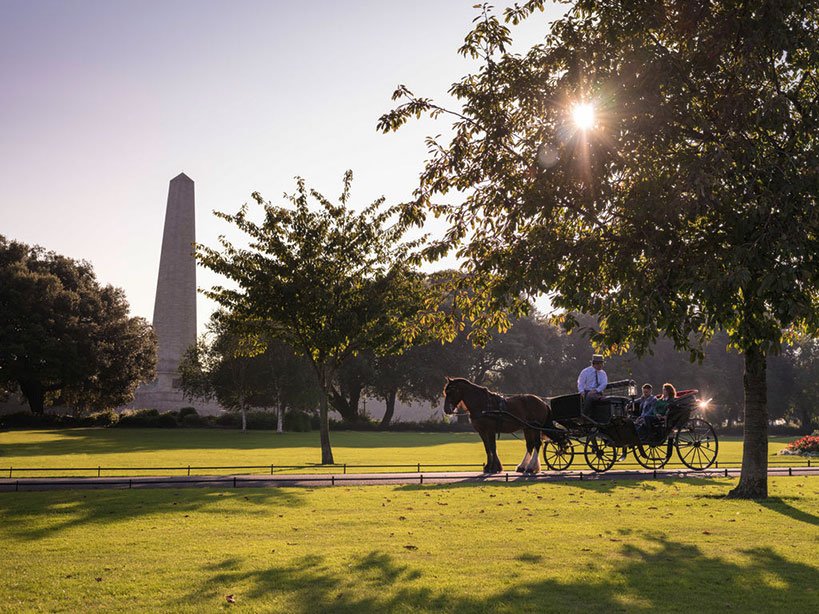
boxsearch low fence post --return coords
[271,464,274,475]
[8,467,11,479]
[420,474,424,485]
[343,464,346,475]
[187,465,191,477]
[417,463,421,473]
[331,475,335,486]
[233,476,237,488]
[97,466,101,478]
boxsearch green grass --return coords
[0,429,808,478]
[0,477,817,612]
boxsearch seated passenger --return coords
[637,383,675,442]
[636,383,657,417]
[653,383,677,416]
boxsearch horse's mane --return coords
[447,377,504,399]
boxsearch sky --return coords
[1,0,565,333]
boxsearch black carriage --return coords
[542,380,719,473]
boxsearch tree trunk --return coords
[276,401,284,434]
[240,405,247,432]
[728,345,768,499]
[318,367,335,464]
[797,404,814,435]
[380,389,397,428]
[329,386,362,422]
[19,380,45,414]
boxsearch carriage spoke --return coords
[543,439,575,471]
[675,418,718,470]
[634,441,669,469]
[583,432,616,472]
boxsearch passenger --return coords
[653,383,677,416]
[577,354,607,402]
[636,383,675,442]
[636,383,657,417]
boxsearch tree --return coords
[330,353,374,423]
[180,315,322,432]
[0,236,156,413]
[257,337,322,433]
[179,314,264,431]
[197,171,425,463]
[380,2,818,498]
[769,336,819,433]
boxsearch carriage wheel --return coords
[634,441,671,470]
[543,439,575,471]
[583,432,617,473]
[675,418,718,470]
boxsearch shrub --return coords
[178,407,198,419]
[214,412,241,428]
[0,412,56,428]
[156,412,179,428]
[246,410,277,430]
[89,410,119,427]
[181,413,203,427]
[284,410,313,432]
[116,408,161,428]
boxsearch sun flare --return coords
[571,102,595,130]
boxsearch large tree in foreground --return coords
[380,1,819,498]
[197,172,425,463]
[0,236,156,413]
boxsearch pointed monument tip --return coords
[171,172,194,183]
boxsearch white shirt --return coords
[577,365,607,394]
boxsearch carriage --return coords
[542,380,719,473]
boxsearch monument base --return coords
[123,371,224,415]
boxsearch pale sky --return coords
[0,0,563,332]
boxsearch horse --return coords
[443,377,552,474]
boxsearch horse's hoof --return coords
[515,467,525,473]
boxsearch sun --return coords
[571,102,595,131]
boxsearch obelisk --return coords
[152,173,197,381]
[129,173,199,411]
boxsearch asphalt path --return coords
[1,466,817,492]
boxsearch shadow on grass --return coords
[0,489,307,540]
[0,429,483,458]
[181,535,819,612]
[757,496,819,526]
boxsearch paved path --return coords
[1,466,817,492]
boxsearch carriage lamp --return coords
[628,381,637,398]
[698,397,713,411]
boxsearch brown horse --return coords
[443,377,552,474]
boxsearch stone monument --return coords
[129,173,205,411]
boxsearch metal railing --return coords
[2,456,812,479]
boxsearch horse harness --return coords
[484,390,509,431]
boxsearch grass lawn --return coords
[0,477,817,612]
[0,429,809,477]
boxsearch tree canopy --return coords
[379,1,819,498]
[0,235,156,413]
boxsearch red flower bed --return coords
[786,435,819,455]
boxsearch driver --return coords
[577,354,607,401]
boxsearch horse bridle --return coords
[443,380,466,416]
